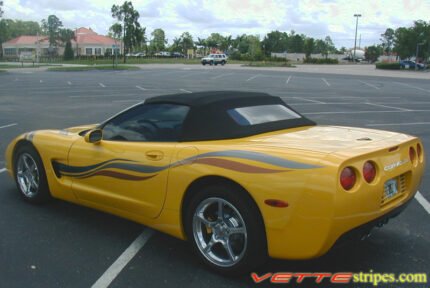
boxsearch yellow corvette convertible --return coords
[5,91,425,274]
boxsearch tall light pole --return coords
[353,14,361,62]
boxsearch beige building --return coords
[2,27,121,59]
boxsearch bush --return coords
[303,58,338,64]
[375,62,400,70]
[63,41,74,60]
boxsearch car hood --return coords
[242,125,411,154]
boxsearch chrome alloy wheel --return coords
[193,197,248,267]
[16,153,40,198]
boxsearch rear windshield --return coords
[227,104,301,126]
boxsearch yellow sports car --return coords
[5,91,425,274]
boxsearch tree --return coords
[0,1,4,18]
[151,28,166,52]
[63,40,74,60]
[303,37,315,59]
[380,28,395,54]
[59,28,74,43]
[112,1,146,61]
[261,30,288,55]
[220,35,232,53]
[195,37,207,55]
[365,45,383,63]
[109,23,122,40]
[41,15,63,48]
[0,19,42,57]
[179,32,193,54]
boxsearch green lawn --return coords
[47,65,141,71]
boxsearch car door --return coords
[67,103,190,219]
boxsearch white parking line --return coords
[67,81,72,85]
[246,74,261,82]
[359,80,380,90]
[303,109,430,115]
[396,82,430,93]
[91,229,154,288]
[322,78,331,87]
[286,76,292,85]
[40,80,43,83]
[99,83,106,88]
[415,191,430,215]
[211,73,233,80]
[0,168,6,174]
[0,123,18,129]
[136,85,147,91]
[366,122,430,127]
[365,102,411,111]
[180,89,192,93]
[294,97,325,104]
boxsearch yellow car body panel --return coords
[5,125,425,259]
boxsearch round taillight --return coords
[363,161,376,183]
[417,143,422,160]
[340,167,356,190]
[409,147,416,164]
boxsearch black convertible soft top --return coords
[145,91,316,141]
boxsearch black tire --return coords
[221,61,226,66]
[202,62,206,66]
[185,183,267,275]
[14,144,51,204]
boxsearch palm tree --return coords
[195,37,207,56]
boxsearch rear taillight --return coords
[340,167,356,190]
[417,143,422,161]
[409,147,416,164]
[363,161,376,183]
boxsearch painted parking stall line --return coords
[359,80,380,90]
[365,102,411,111]
[91,229,155,288]
[180,89,192,94]
[136,85,147,91]
[322,78,331,87]
[415,191,430,215]
[286,75,292,85]
[396,82,430,93]
[0,123,18,129]
[0,168,6,174]
[99,83,106,88]
[246,74,261,82]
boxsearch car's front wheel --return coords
[14,144,51,204]
[185,184,267,274]
[221,60,226,65]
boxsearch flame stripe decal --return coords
[53,150,322,181]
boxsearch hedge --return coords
[375,62,400,70]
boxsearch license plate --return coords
[384,179,398,199]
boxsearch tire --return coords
[185,183,267,275]
[221,61,226,66]
[202,62,206,66]
[14,144,51,204]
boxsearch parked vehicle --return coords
[201,54,228,66]
[400,60,426,70]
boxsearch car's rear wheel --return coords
[221,60,226,66]
[185,184,267,275]
[14,145,50,204]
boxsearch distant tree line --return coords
[366,20,430,62]
[1,0,429,63]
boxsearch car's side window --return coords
[102,104,190,142]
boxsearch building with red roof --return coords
[2,27,121,59]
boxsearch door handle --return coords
[145,151,164,161]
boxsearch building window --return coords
[4,48,17,56]
[95,48,102,55]
[86,48,93,55]
[105,48,112,55]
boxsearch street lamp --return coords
[415,42,424,70]
[353,14,361,63]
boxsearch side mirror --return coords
[85,129,103,144]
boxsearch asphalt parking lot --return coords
[0,65,429,287]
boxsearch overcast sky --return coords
[3,0,430,48]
